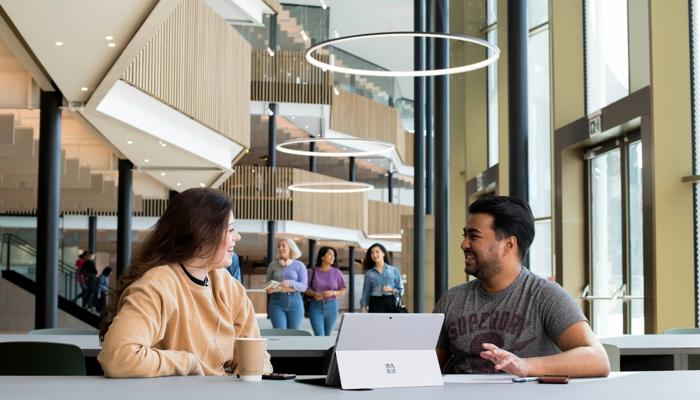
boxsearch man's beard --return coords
[464,244,501,280]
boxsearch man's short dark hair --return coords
[468,195,535,260]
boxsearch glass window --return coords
[487,0,497,25]
[486,0,498,167]
[487,28,499,167]
[528,29,551,219]
[529,220,553,280]
[528,0,549,28]
[691,0,700,327]
[585,0,629,113]
[628,140,644,334]
[590,148,624,337]
[525,3,552,279]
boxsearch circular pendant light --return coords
[288,182,374,193]
[305,31,500,77]
[276,137,395,158]
[366,233,402,240]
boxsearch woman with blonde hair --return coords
[265,238,307,329]
[98,188,272,377]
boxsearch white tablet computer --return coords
[324,313,445,390]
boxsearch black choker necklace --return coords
[179,263,209,286]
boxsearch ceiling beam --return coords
[0,6,54,91]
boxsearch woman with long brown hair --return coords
[98,188,272,377]
[359,243,403,313]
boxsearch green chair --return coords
[28,328,98,335]
[602,343,620,372]
[260,328,312,336]
[0,342,86,375]
[663,328,700,334]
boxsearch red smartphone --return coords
[262,373,297,380]
[537,375,569,384]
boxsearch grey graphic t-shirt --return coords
[433,267,586,374]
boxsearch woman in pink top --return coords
[304,246,347,336]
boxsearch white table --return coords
[0,334,335,358]
[601,334,700,370]
[0,372,699,400]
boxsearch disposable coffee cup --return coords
[236,337,267,381]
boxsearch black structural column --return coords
[309,141,317,172]
[349,156,356,182]
[308,239,317,268]
[426,0,434,215]
[266,103,277,266]
[117,159,133,278]
[269,13,277,55]
[413,0,426,313]
[348,246,355,312]
[434,0,450,300]
[35,89,62,329]
[308,140,317,269]
[507,0,529,202]
[267,104,278,167]
[88,216,97,254]
[266,221,276,266]
[266,12,278,269]
[387,171,394,203]
[348,156,356,312]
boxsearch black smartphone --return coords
[262,373,297,380]
[537,375,569,384]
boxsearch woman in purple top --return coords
[304,247,347,336]
[266,238,308,329]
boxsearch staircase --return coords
[0,112,144,214]
[0,233,101,328]
[240,3,413,111]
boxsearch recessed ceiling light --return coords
[160,172,166,176]
[176,182,182,187]
[144,158,150,163]
[160,143,167,147]
[291,116,296,120]
[54,41,63,46]
[105,35,114,41]
[199,182,206,187]
[127,140,133,145]
[80,87,88,91]
[305,125,309,129]
[108,42,116,48]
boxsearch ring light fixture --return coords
[305,31,500,77]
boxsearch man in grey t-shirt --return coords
[434,196,609,378]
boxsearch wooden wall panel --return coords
[251,49,331,104]
[330,90,411,165]
[367,200,412,236]
[404,131,414,166]
[220,165,293,221]
[291,169,367,231]
[122,0,251,148]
